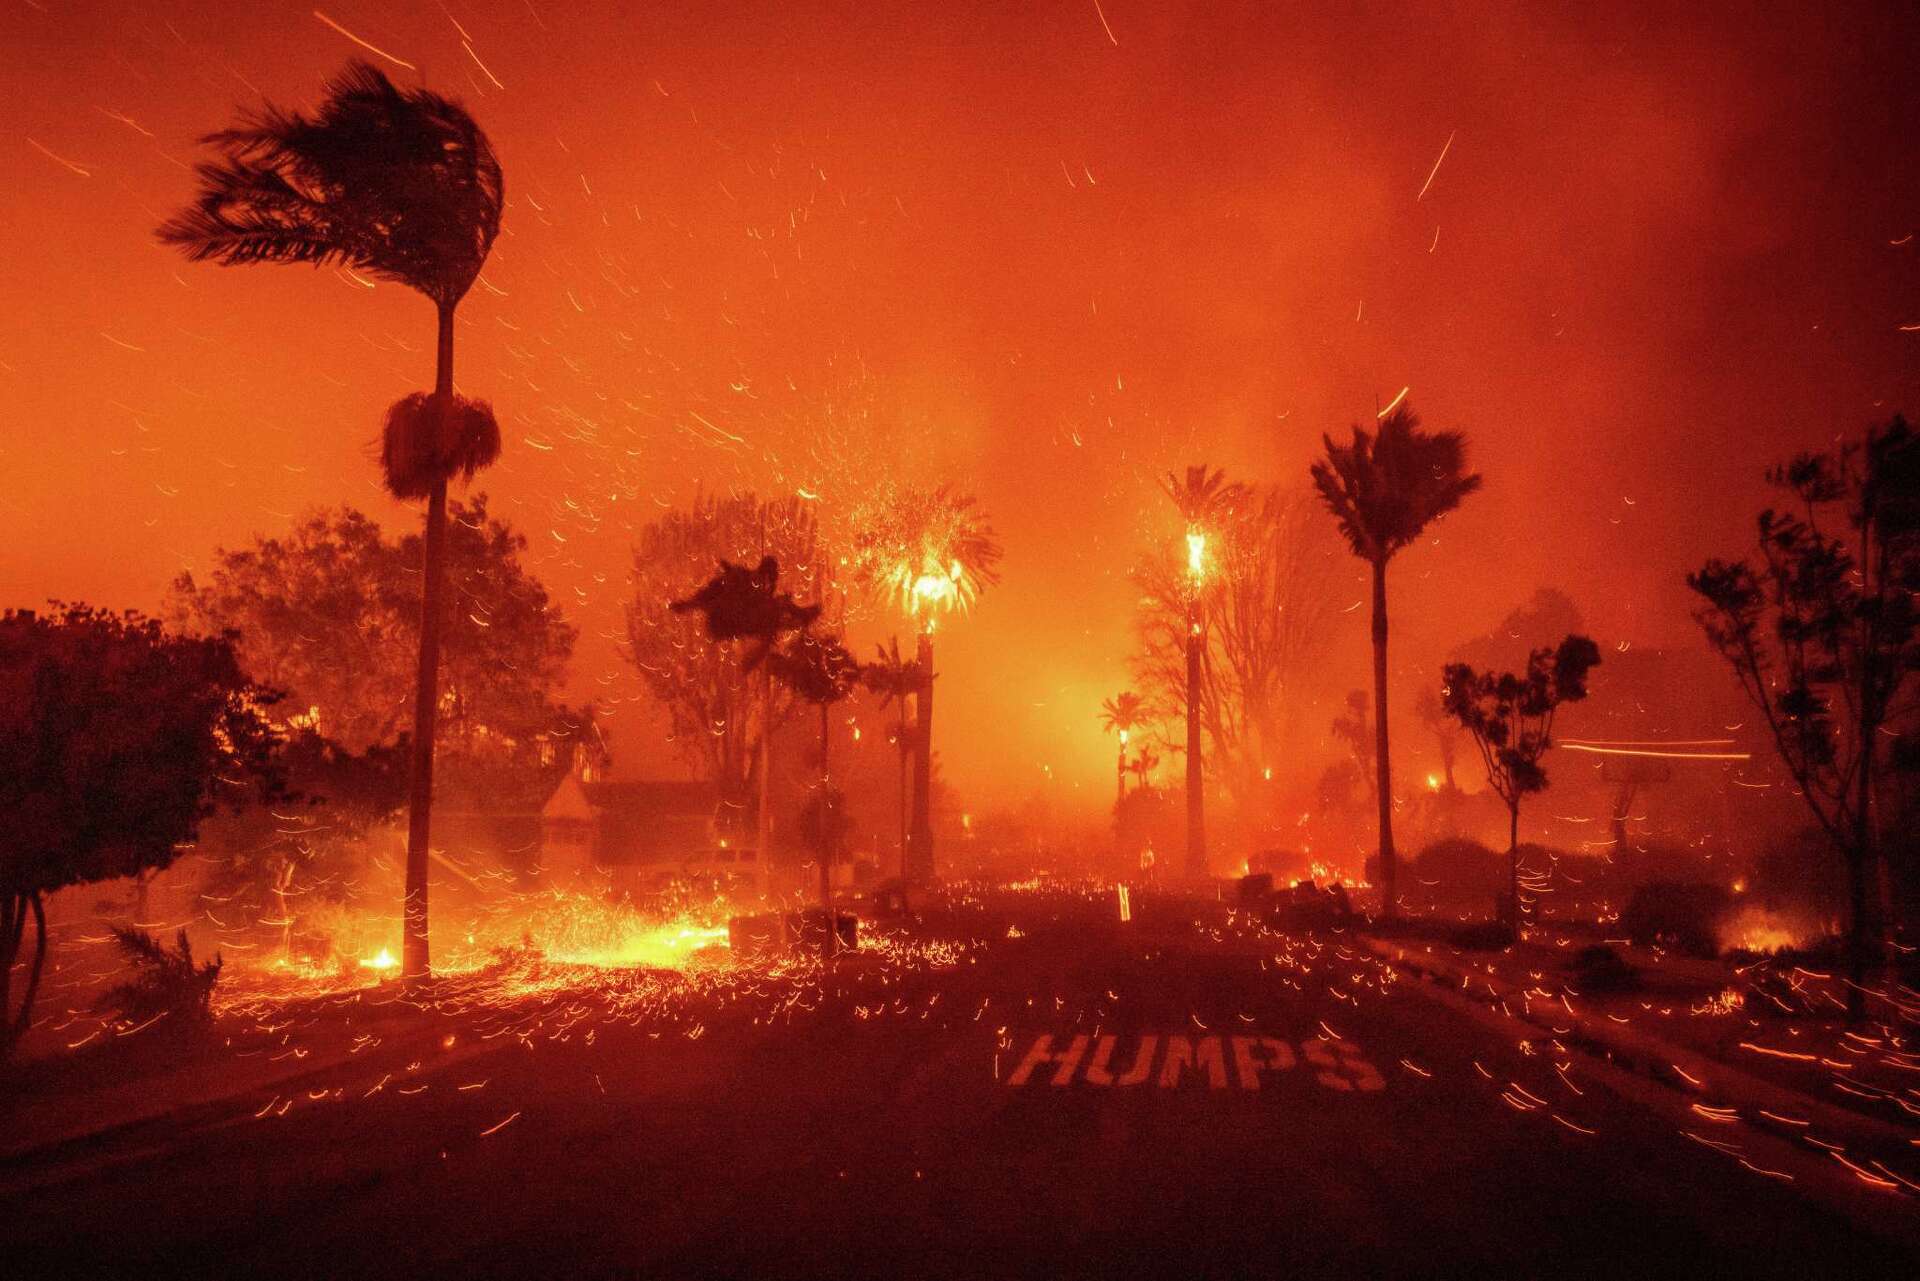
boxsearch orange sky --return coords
[3,1,1917,810]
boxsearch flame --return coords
[358,946,398,971]
[1185,529,1206,581]
[1720,907,1806,955]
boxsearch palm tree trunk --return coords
[1116,746,1126,809]
[1370,556,1397,918]
[1508,803,1521,928]
[1611,782,1636,855]
[1845,730,1877,1022]
[1186,600,1205,878]
[909,630,935,881]
[758,664,773,898]
[401,303,456,980]
[1,893,18,1057]
[4,892,47,1055]
[820,700,835,958]
[897,705,909,881]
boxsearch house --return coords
[541,769,763,891]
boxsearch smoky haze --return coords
[2,0,1916,815]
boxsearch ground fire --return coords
[2,4,1918,1277]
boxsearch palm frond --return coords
[1310,404,1482,563]
[158,59,503,307]
[1162,465,1249,526]
[380,392,501,500]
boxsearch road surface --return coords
[3,886,1913,1278]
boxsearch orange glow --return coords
[1185,530,1207,583]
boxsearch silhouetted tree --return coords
[1312,404,1483,916]
[96,927,223,1034]
[848,485,1002,881]
[769,630,861,952]
[1689,417,1920,1017]
[1449,588,1585,675]
[666,536,824,869]
[1099,692,1150,808]
[0,606,281,1057]
[1157,466,1251,877]
[1415,687,1461,791]
[635,495,825,856]
[1442,635,1602,926]
[1132,485,1349,813]
[196,729,410,961]
[160,61,506,980]
[1126,742,1163,793]
[170,499,581,810]
[863,638,926,877]
[1330,690,1377,802]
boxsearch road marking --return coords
[1005,1032,1384,1092]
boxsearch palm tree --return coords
[848,486,1002,881]
[863,638,925,878]
[769,630,861,954]
[672,556,822,897]
[1099,692,1147,808]
[1160,466,1249,879]
[159,61,505,979]
[1310,405,1482,918]
[1126,743,1162,793]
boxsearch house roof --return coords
[579,779,718,818]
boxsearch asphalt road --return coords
[4,886,1914,1278]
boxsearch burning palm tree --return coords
[1310,404,1481,917]
[1099,691,1148,808]
[159,61,505,979]
[1161,466,1249,878]
[849,486,1002,881]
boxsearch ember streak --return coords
[3,3,1919,1277]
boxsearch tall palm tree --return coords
[160,61,505,980]
[1161,466,1248,879]
[1099,691,1147,809]
[1310,405,1482,918]
[769,630,860,955]
[848,486,1002,882]
[863,638,924,878]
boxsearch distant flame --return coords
[1721,907,1806,955]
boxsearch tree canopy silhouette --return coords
[0,606,282,1057]
[1442,634,1601,926]
[1689,415,1920,1018]
[632,494,826,813]
[160,59,508,980]
[1311,403,1482,916]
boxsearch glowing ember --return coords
[358,947,398,972]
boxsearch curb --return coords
[1359,933,1917,1153]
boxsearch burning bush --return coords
[1621,881,1733,958]
[97,927,223,1032]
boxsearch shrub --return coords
[1567,943,1638,992]
[1621,881,1733,958]
[1449,920,1516,951]
[96,927,222,1031]
[1409,838,1504,906]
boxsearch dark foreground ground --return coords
[3,885,1915,1279]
